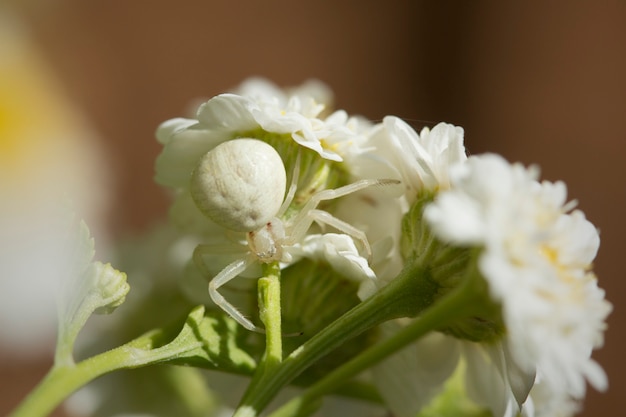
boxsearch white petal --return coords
[372,328,461,417]
[234,77,286,102]
[289,233,376,282]
[155,117,197,145]
[463,343,514,417]
[423,192,485,244]
[196,94,258,131]
[501,342,536,407]
[154,125,227,188]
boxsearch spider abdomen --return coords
[190,139,287,232]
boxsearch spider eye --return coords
[190,138,287,232]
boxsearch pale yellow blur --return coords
[0,10,110,355]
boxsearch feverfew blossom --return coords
[367,116,466,201]
[155,78,372,189]
[155,79,384,325]
[350,117,466,293]
[424,153,612,406]
[156,79,377,240]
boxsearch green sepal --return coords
[400,193,506,343]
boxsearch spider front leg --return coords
[193,245,265,333]
[307,209,373,261]
[287,178,400,259]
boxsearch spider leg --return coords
[308,209,372,261]
[288,178,400,245]
[192,243,246,278]
[277,148,302,218]
[208,255,266,333]
[194,245,265,333]
[311,178,400,205]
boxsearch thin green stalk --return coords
[9,341,178,417]
[10,308,209,417]
[231,263,284,417]
[259,262,283,370]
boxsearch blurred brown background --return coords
[2,1,625,416]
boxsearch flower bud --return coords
[91,261,130,314]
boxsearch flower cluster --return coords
[424,154,611,414]
[14,77,609,417]
[151,78,611,417]
[155,78,385,325]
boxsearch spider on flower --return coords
[190,138,397,332]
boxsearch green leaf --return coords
[148,305,257,374]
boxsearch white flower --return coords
[367,116,466,201]
[234,77,334,112]
[341,117,466,295]
[155,80,389,330]
[372,325,533,417]
[155,79,378,243]
[526,376,582,417]
[424,153,612,404]
[326,289,533,416]
[155,78,371,189]
[287,233,377,283]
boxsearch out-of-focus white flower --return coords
[0,12,109,355]
[526,376,581,417]
[372,324,534,417]
[235,77,334,111]
[424,153,612,405]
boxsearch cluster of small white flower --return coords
[155,78,611,417]
[423,154,611,416]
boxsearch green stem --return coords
[259,262,283,370]
[231,263,284,417]
[233,259,437,417]
[10,345,138,417]
[269,273,482,417]
[10,326,203,417]
[54,293,98,367]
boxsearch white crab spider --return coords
[191,138,393,332]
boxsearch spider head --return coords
[247,218,286,263]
